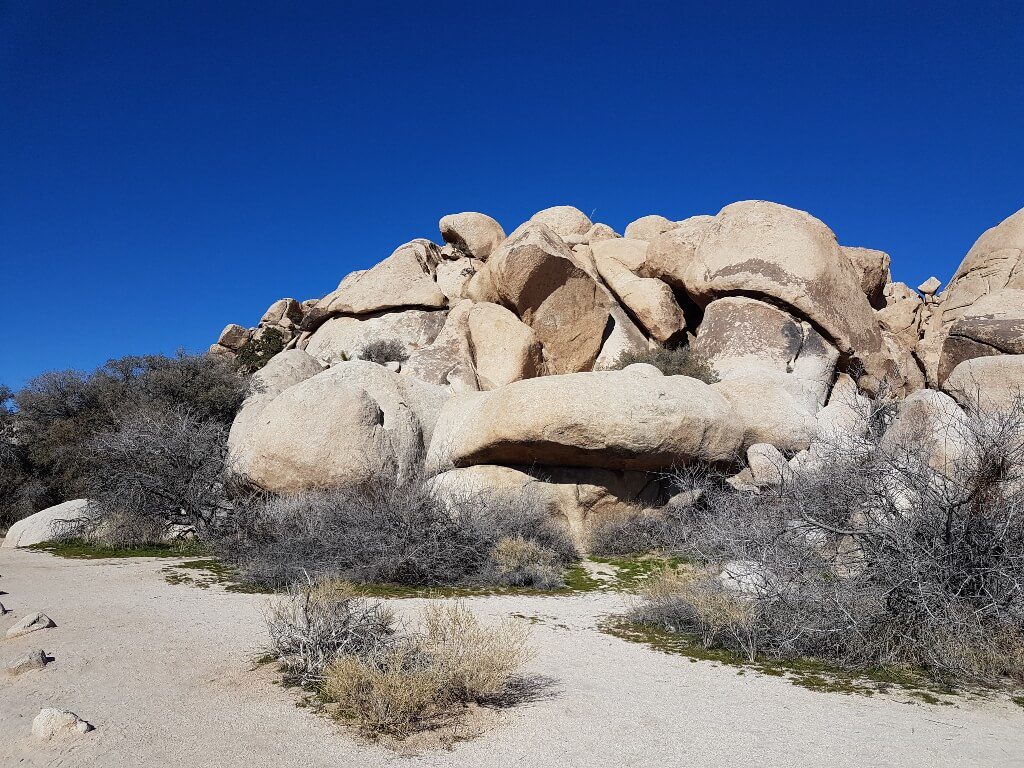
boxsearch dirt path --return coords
[1,548,1021,767]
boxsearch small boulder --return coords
[435,257,483,302]
[712,372,821,452]
[32,709,94,740]
[6,648,48,676]
[5,612,56,639]
[584,223,620,243]
[260,298,303,327]
[217,323,250,350]
[942,355,1024,413]
[529,205,593,238]
[320,240,447,315]
[918,276,942,296]
[2,500,92,549]
[841,246,891,308]
[438,212,506,260]
[467,302,546,390]
[403,300,479,391]
[746,443,792,487]
[624,214,677,242]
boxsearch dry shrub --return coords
[320,603,531,738]
[266,576,396,686]
[610,344,718,383]
[487,535,564,588]
[359,339,409,365]
[630,394,1024,686]
[220,477,575,589]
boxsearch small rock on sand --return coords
[31,708,94,740]
[5,612,56,639]
[6,648,48,676]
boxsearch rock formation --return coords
[212,201,1024,549]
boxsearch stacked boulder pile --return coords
[213,201,1024,549]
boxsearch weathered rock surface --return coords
[467,302,546,390]
[592,239,687,342]
[746,443,792,487]
[529,205,593,238]
[217,323,250,350]
[593,302,650,370]
[920,207,1024,383]
[712,372,821,452]
[881,389,972,473]
[2,500,92,549]
[438,212,506,259]
[435,257,483,302]
[231,363,448,493]
[428,371,742,472]
[403,300,479,391]
[936,291,1024,384]
[5,612,56,639]
[841,246,891,309]
[694,296,838,404]
[6,648,48,676]
[584,223,620,243]
[623,214,677,242]
[656,201,886,381]
[303,308,447,363]
[488,222,612,374]
[32,709,94,740]
[942,354,1024,412]
[260,298,303,327]
[319,240,446,315]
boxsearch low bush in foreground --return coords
[610,344,718,382]
[267,578,533,739]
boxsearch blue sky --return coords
[2,1,1022,387]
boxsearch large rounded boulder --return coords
[427,370,743,472]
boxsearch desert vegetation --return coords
[610,344,719,382]
[266,577,534,739]
[621,394,1024,687]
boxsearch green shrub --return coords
[235,327,285,373]
[610,344,718,382]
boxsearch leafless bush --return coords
[320,602,532,738]
[218,475,575,589]
[81,407,233,546]
[610,344,718,382]
[632,395,1024,685]
[359,339,409,365]
[266,576,396,685]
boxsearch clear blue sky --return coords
[2,1,1022,387]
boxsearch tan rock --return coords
[428,371,743,472]
[467,302,545,390]
[624,214,677,242]
[303,308,447,363]
[877,282,923,349]
[217,323,250,350]
[403,300,479,391]
[488,222,612,374]
[656,201,886,382]
[208,343,235,359]
[882,389,972,474]
[694,297,838,405]
[841,246,891,308]
[920,207,1024,383]
[918,276,942,295]
[746,443,792,487]
[711,372,821,452]
[435,257,483,302]
[464,262,502,304]
[593,302,650,370]
[438,212,506,259]
[260,298,303,327]
[640,215,714,284]
[529,205,593,238]
[323,240,446,315]
[2,500,92,549]
[32,709,93,740]
[942,355,1024,413]
[233,363,448,493]
[585,223,620,243]
[592,239,686,342]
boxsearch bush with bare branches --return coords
[631,394,1024,685]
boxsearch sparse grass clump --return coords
[267,579,534,740]
[610,344,718,382]
[321,602,532,739]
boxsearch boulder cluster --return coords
[213,202,1024,548]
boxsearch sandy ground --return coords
[1,549,1022,767]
